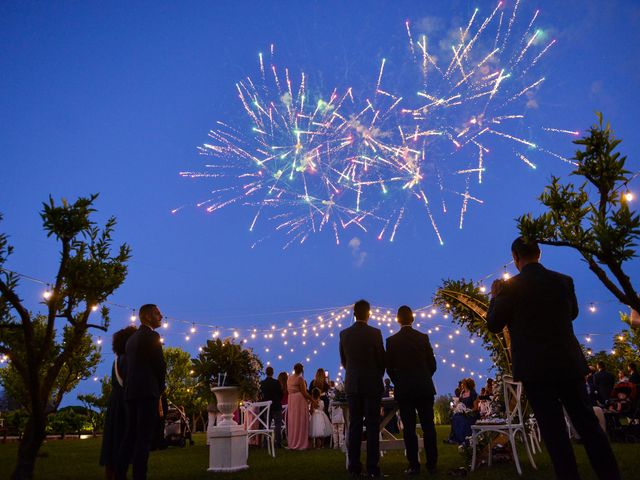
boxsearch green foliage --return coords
[78,375,111,433]
[191,338,263,403]
[517,113,640,313]
[0,316,101,412]
[2,409,29,436]
[433,279,512,375]
[164,347,207,418]
[584,313,640,374]
[45,408,88,438]
[434,394,453,425]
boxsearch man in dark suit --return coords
[117,304,166,480]
[487,238,620,480]
[260,366,283,448]
[593,361,616,405]
[339,299,385,478]
[386,305,438,475]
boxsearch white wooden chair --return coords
[470,376,537,475]
[243,400,276,457]
[281,404,288,441]
[526,415,542,454]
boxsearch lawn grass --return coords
[1,426,638,479]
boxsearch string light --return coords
[43,289,53,300]
[624,191,634,202]
[91,304,99,312]
[130,311,137,322]
[190,324,196,334]
[589,303,596,313]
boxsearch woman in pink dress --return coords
[286,363,310,450]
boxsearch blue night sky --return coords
[0,0,638,405]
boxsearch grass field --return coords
[1,427,638,479]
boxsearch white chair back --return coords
[503,376,524,426]
[244,400,272,432]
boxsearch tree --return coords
[518,113,640,314]
[191,338,264,403]
[0,195,130,480]
[433,279,512,375]
[163,347,207,429]
[0,315,101,412]
[78,375,111,434]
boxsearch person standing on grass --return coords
[99,326,137,480]
[386,305,438,475]
[116,304,166,480]
[260,366,283,448]
[287,362,311,450]
[339,299,385,478]
[487,237,620,480]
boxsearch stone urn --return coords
[212,386,240,427]
[207,386,248,472]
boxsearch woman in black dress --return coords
[99,326,137,480]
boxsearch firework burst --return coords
[181,2,577,247]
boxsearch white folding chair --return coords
[281,404,288,441]
[526,415,542,454]
[471,376,537,475]
[244,400,276,457]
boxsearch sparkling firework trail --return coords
[182,2,569,246]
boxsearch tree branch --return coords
[45,239,70,349]
[606,260,640,312]
[0,278,30,324]
[581,253,629,306]
[537,239,600,258]
[86,323,108,332]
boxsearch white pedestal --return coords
[207,425,248,472]
[206,410,217,446]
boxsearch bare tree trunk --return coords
[11,412,47,480]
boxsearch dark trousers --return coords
[347,393,381,475]
[398,395,438,471]
[264,408,282,447]
[524,378,620,480]
[116,397,159,480]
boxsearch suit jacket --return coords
[339,321,385,396]
[385,326,437,400]
[260,376,283,411]
[487,262,587,383]
[593,370,615,403]
[123,325,166,401]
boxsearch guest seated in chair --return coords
[448,378,478,444]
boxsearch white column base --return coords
[207,425,248,472]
